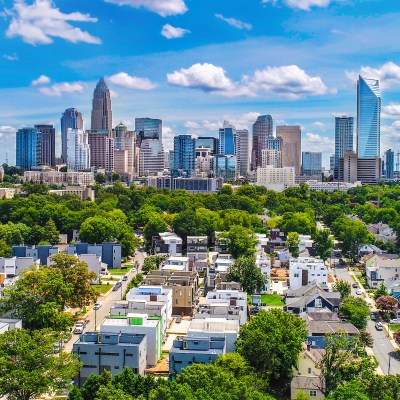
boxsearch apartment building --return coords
[152,232,182,257]
[289,257,328,290]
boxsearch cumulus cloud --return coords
[262,0,332,10]
[346,62,400,89]
[108,72,156,90]
[31,74,51,86]
[215,14,252,30]
[161,24,190,39]
[313,121,326,131]
[382,103,400,119]
[105,0,187,17]
[381,121,400,149]
[162,126,175,151]
[248,65,328,99]
[167,63,254,97]
[39,82,85,96]
[3,53,18,61]
[5,0,101,45]
[0,126,16,134]
[302,133,334,154]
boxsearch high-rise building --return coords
[252,115,273,170]
[276,125,301,176]
[66,129,90,171]
[236,129,249,177]
[267,137,282,151]
[339,150,381,184]
[334,115,354,179]
[172,135,195,178]
[357,76,381,158]
[34,124,55,167]
[219,122,236,155]
[302,152,322,176]
[61,108,83,163]
[385,149,395,179]
[112,123,137,177]
[87,130,115,173]
[256,166,295,192]
[195,147,214,176]
[330,154,335,176]
[139,139,165,176]
[135,118,162,146]
[16,127,41,170]
[91,77,112,130]
[261,149,282,168]
[214,154,237,181]
[195,137,219,155]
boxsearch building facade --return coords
[195,137,219,155]
[235,129,249,177]
[252,115,273,170]
[135,118,162,146]
[87,130,115,173]
[302,152,322,176]
[256,166,295,192]
[214,154,237,181]
[173,135,195,178]
[219,123,236,155]
[91,77,112,130]
[139,139,165,176]
[34,125,55,167]
[16,127,41,170]
[276,125,302,176]
[61,108,83,163]
[385,148,395,179]
[67,129,90,171]
[334,115,354,179]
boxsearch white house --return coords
[366,258,400,289]
[256,253,271,293]
[0,257,38,277]
[162,256,189,272]
[289,257,328,290]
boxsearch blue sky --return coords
[1,0,400,167]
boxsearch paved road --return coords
[64,250,146,353]
[334,265,400,374]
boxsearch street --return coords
[64,250,146,353]
[334,264,400,374]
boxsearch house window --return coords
[294,273,299,278]
[315,298,322,308]
[309,390,317,397]
[308,368,312,374]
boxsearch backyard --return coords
[248,294,285,307]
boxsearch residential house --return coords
[186,236,208,272]
[367,222,397,243]
[256,253,271,293]
[358,244,384,257]
[366,258,400,289]
[162,256,189,272]
[0,257,38,277]
[67,242,122,268]
[152,232,182,257]
[12,245,60,266]
[289,258,328,290]
[0,318,22,334]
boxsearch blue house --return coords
[169,336,226,376]
[12,245,60,265]
[67,242,122,268]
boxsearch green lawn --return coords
[93,284,112,294]
[389,324,400,331]
[108,267,132,275]
[248,294,285,307]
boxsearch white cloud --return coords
[108,72,156,91]
[262,0,332,10]
[215,14,252,30]
[381,121,400,149]
[162,126,175,151]
[109,89,119,98]
[38,82,85,97]
[346,62,400,89]
[105,0,187,17]
[382,103,400,119]
[0,126,16,134]
[313,121,326,131]
[248,65,328,99]
[303,133,334,154]
[167,63,254,97]
[31,74,51,86]
[6,0,101,45]
[161,24,190,39]
[3,53,18,61]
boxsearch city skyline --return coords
[1,0,400,166]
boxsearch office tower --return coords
[66,129,90,171]
[34,124,55,167]
[112,123,137,177]
[218,121,236,155]
[385,149,395,179]
[267,136,282,151]
[195,147,214,176]
[195,137,219,155]
[252,115,273,169]
[91,77,112,130]
[172,135,195,178]
[330,154,335,175]
[302,152,322,176]
[256,166,295,192]
[16,127,41,170]
[236,129,249,177]
[339,150,381,184]
[334,115,354,179]
[87,130,115,173]
[61,108,83,163]
[261,149,282,168]
[214,155,237,181]
[276,125,301,176]
[357,76,381,158]
[139,139,165,176]
[135,118,162,147]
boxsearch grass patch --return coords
[108,267,132,275]
[248,294,285,306]
[93,284,111,295]
[389,324,400,331]
[355,272,362,278]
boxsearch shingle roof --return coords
[307,320,359,335]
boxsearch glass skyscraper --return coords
[61,108,83,163]
[91,77,113,131]
[302,151,322,176]
[194,137,219,155]
[252,115,273,169]
[334,115,354,179]
[172,135,195,177]
[357,75,381,158]
[385,149,394,179]
[135,117,162,146]
[219,123,236,155]
[16,127,41,170]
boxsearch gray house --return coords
[67,242,122,268]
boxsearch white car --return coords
[93,302,102,310]
[356,289,362,295]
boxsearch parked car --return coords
[122,276,128,281]
[352,283,358,288]
[375,322,383,331]
[93,302,102,310]
[390,318,400,324]
[113,282,122,291]
[370,312,377,321]
[73,323,84,334]
[356,289,362,295]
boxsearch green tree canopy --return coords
[217,225,256,259]
[333,280,351,299]
[339,296,370,329]
[314,229,333,261]
[79,216,115,244]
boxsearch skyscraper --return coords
[385,149,395,179]
[139,139,165,176]
[135,118,162,146]
[357,75,381,158]
[87,130,115,173]
[302,152,322,176]
[16,127,41,170]
[61,108,83,163]
[214,154,237,181]
[236,129,249,177]
[34,124,55,167]
[91,77,112,130]
[252,115,273,170]
[172,135,195,178]
[112,123,137,177]
[195,137,219,155]
[334,115,354,179]
[219,122,236,155]
[66,129,90,171]
[276,125,301,176]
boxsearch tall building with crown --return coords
[91,77,112,130]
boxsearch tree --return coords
[142,255,166,274]
[286,232,300,257]
[0,328,81,400]
[333,280,351,299]
[339,296,370,329]
[111,172,121,182]
[375,295,398,312]
[280,212,315,235]
[79,216,115,244]
[227,256,267,294]
[217,225,256,259]
[43,219,60,245]
[328,380,369,400]
[236,309,307,379]
[143,216,168,244]
[79,370,112,400]
[359,329,373,347]
[94,173,107,184]
[171,209,208,239]
[373,282,388,300]
[0,238,11,257]
[314,230,333,261]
